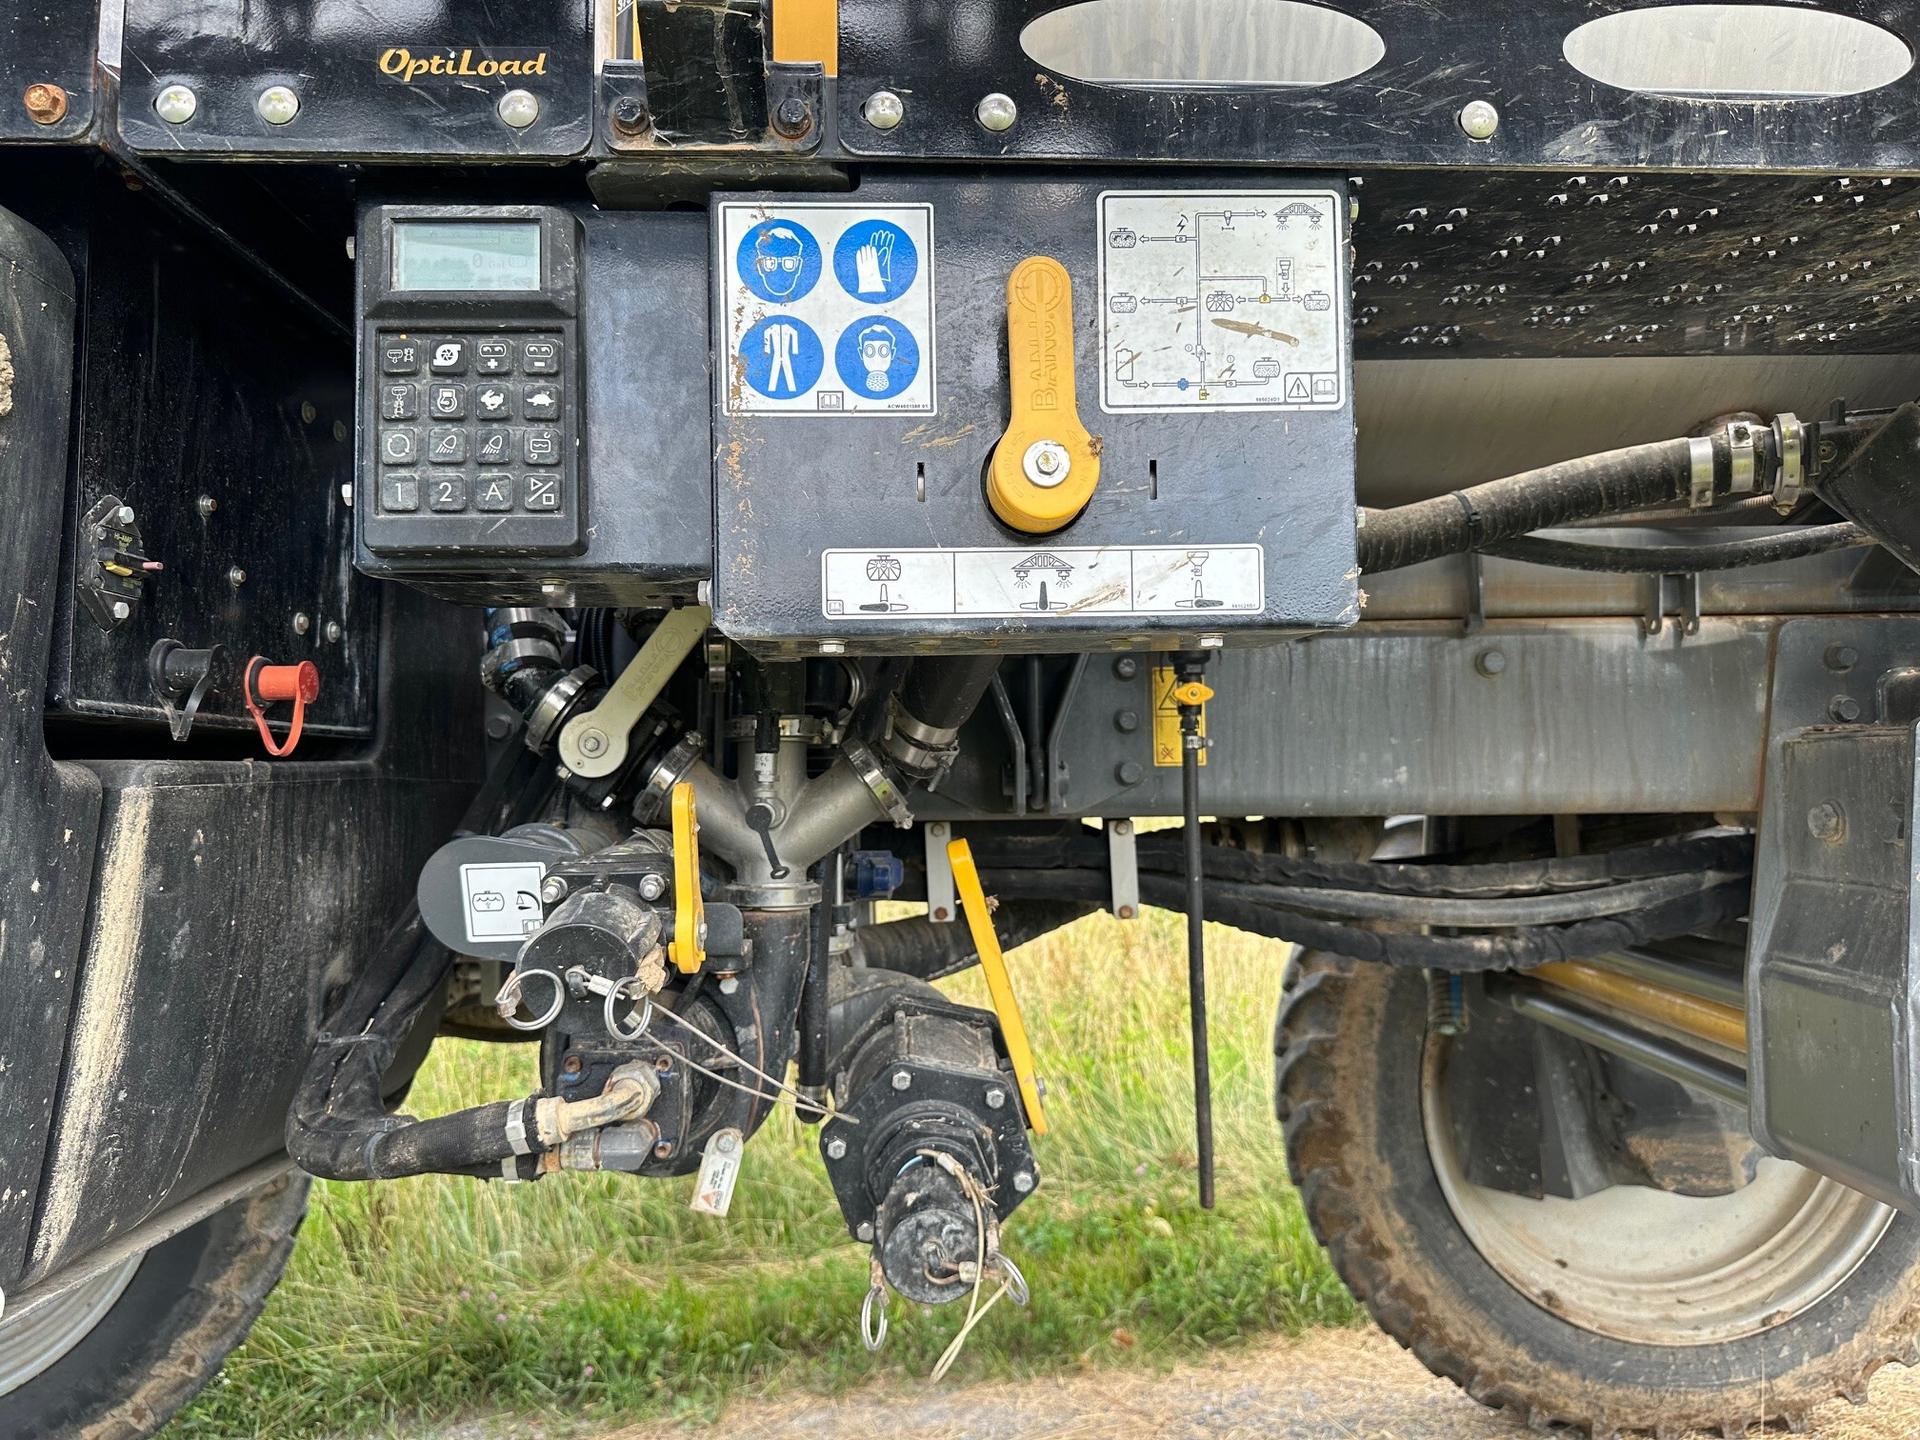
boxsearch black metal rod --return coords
[796,853,836,1121]
[1181,697,1214,1210]
[1496,984,1748,1109]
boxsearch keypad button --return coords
[380,383,417,421]
[474,383,512,421]
[380,476,420,511]
[380,338,422,375]
[428,474,469,512]
[428,338,469,374]
[427,427,469,464]
[521,338,561,374]
[476,338,514,375]
[521,382,561,421]
[523,428,562,466]
[427,383,466,420]
[475,428,512,466]
[522,474,562,511]
[475,474,515,512]
[380,428,418,465]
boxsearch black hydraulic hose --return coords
[976,868,1752,973]
[1359,437,1711,574]
[896,655,1004,731]
[1215,869,1742,927]
[1481,522,1872,574]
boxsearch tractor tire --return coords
[1275,950,1920,1437]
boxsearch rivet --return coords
[498,89,540,129]
[325,619,343,643]
[154,84,198,125]
[975,93,1018,132]
[862,90,904,131]
[1458,99,1500,141]
[292,612,311,635]
[227,566,247,587]
[197,495,218,517]
[255,85,300,126]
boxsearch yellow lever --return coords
[987,256,1099,535]
[947,838,1049,1134]
[668,781,707,974]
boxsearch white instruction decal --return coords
[822,545,1264,619]
[718,201,936,416]
[459,861,546,944]
[691,1128,745,1216]
[1098,190,1344,414]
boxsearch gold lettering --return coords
[378,47,410,77]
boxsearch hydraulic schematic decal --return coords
[718,202,936,416]
[821,544,1264,619]
[1098,190,1345,414]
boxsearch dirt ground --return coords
[566,1328,1920,1440]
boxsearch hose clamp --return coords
[524,665,599,754]
[1772,412,1807,513]
[505,1097,532,1156]
[844,738,914,828]
[1724,419,1760,495]
[1687,436,1716,510]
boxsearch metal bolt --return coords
[862,90,905,131]
[577,728,608,757]
[154,84,198,125]
[333,420,348,443]
[932,906,950,921]
[1023,439,1072,487]
[718,976,740,995]
[110,600,130,621]
[1824,644,1859,673]
[292,612,311,635]
[696,579,713,605]
[609,96,650,136]
[930,822,947,837]
[228,566,247,587]
[1117,904,1137,920]
[325,619,343,643]
[1198,634,1225,649]
[540,875,568,904]
[1012,1170,1035,1194]
[819,640,847,655]
[1115,709,1139,733]
[654,1055,674,1073]
[561,1054,584,1075]
[985,1087,1006,1110]
[1115,819,1133,835]
[115,505,135,525]
[23,83,67,126]
[340,483,354,508]
[485,713,514,741]
[638,874,667,901]
[890,1069,913,1091]
[497,89,540,129]
[716,1131,738,1153]
[826,1136,849,1160]
[975,92,1018,132]
[1829,694,1863,723]
[1458,99,1500,141]
[1807,801,1846,842]
[255,85,300,126]
[1114,656,1139,680]
[1817,439,1839,465]
[1475,648,1507,677]
[653,1140,674,1159]
[856,1221,875,1242]
[299,400,318,424]
[773,96,812,138]
[1116,760,1145,786]
[197,494,218,518]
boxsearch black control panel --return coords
[358,206,585,557]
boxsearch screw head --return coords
[325,619,344,643]
[975,92,1018,132]
[154,84,198,125]
[638,873,667,901]
[773,96,812,137]
[340,483,354,507]
[1458,99,1500,141]
[115,505,135,525]
[110,600,131,621]
[299,400,318,425]
[577,728,608,757]
[609,96,650,136]
[561,1054,584,1075]
[984,1087,1006,1110]
[856,1221,875,1242]
[227,566,247,588]
[1825,644,1860,673]
[1013,1170,1035,1194]
[1117,904,1137,920]
[1022,439,1072,488]
[1198,634,1225,649]
[718,976,740,995]
[826,1136,849,1160]
[1114,657,1139,680]
[255,85,300,126]
[819,640,847,656]
[1116,760,1145,786]
[862,90,905,131]
[292,612,311,635]
[1476,648,1507,677]
[1807,800,1846,842]
[23,83,68,126]
[1114,709,1139,733]
[890,1069,913,1091]
[497,89,540,129]
[197,494,218,517]
[540,875,568,904]
[333,420,348,442]
[653,1140,674,1159]
[1829,694,1863,723]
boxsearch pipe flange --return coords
[524,665,600,755]
[844,738,913,828]
[634,732,705,823]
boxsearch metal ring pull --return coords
[860,1284,890,1352]
[494,967,565,1032]
[990,1252,1030,1307]
[603,974,655,1041]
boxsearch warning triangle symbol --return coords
[1285,374,1311,401]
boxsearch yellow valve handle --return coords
[947,838,1049,1134]
[986,256,1099,535]
[668,781,707,974]
[1173,681,1214,707]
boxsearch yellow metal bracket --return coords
[947,838,1049,1134]
[668,781,707,974]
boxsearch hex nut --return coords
[826,1137,849,1160]
[1807,801,1846,843]
[1013,1170,1035,1193]
[890,1069,913,1091]
[856,1221,876,1242]
[985,1087,1007,1110]
[540,876,568,904]
[638,873,668,901]
[1829,695,1863,723]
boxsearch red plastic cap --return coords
[255,660,320,705]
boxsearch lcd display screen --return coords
[392,221,542,292]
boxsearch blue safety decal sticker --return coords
[719,202,935,416]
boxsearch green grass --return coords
[173,911,1355,1438]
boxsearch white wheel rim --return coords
[1423,1032,1896,1345]
[0,1257,141,1397]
